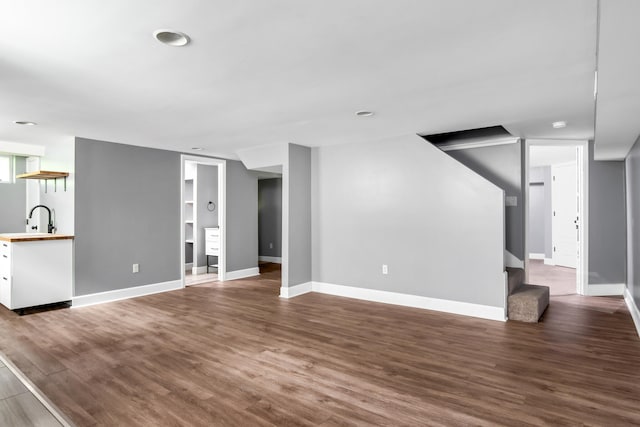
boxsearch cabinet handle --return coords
[2,255,6,258]
[2,277,7,281]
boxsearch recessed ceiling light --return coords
[191,147,203,151]
[552,121,567,129]
[355,111,374,117]
[13,121,37,126]
[153,29,190,47]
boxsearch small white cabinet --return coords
[204,227,220,273]
[0,236,73,311]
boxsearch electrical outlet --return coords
[382,264,388,275]
[133,263,139,273]
[269,242,273,249]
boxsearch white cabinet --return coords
[205,227,219,273]
[0,238,73,311]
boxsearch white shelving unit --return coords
[184,164,196,272]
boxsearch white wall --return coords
[40,137,75,234]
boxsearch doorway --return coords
[525,141,587,295]
[180,155,226,286]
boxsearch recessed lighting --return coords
[153,29,190,47]
[355,111,374,117]
[191,147,203,151]
[552,121,567,129]
[13,121,37,126]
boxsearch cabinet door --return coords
[0,269,10,309]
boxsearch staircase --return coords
[506,268,549,322]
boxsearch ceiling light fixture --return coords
[355,111,374,117]
[153,29,190,47]
[552,121,567,129]
[13,121,37,126]
[191,147,203,151]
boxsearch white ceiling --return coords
[0,1,635,160]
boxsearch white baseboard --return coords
[192,266,208,275]
[280,282,312,298]
[302,282,505,322]
[72,279,183,308]
[624,287,640,338]
[224,267,260,281]
[259,256,282,264]
[544,258,555,266]
[185,262,193,270]
[505,250,524,268]
[585,283,625,296]
[529,253,544,260]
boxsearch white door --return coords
[25,157,43,232]
[552,162,578,268]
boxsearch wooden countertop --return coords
[0,233,74,242]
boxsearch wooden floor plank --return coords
[0,263,639,426]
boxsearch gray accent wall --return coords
[226,160,258,272]
[626,135,640,307]
[589,142,626,285]
[311,135,505,308]
[288,144,312,286]
[196,164,218,267]
[258,178,282,258]
[74,137,181,295]
[447,141,524,260]
[528,167,545,255]
[0,156,26,233]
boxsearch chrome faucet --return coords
[28,205,54,233]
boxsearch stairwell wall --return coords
[311,134,506,309]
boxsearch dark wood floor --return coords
[0,263,639,426]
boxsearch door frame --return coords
[180,155,226,286]
[524,140,588,295]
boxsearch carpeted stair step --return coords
[508,284,549,323]
[506,267,524,295]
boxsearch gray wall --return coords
[0,156,26,233]
[75,137,258,295]
[626,135,640,307]
[311,135,505,308]
[74,137,181,295]
[528,166,552,258]
[528,167,545,255]
[226,160,258,272]
[447,142,524,260]
[258,178,282,258]
[196,164,218,267]
[288,144,312,286]
[589,142,627,285]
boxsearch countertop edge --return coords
[0,235,75,242]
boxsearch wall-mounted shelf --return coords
[16,170,69,193]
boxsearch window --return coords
[0,155,12,183]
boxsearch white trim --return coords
[192,265,208,275]
[259,256,282,264]
[279,282,312,298]
[544,258,555,266]
[585,283,625,296]
[439,136,518,152]
[529,253,545,260]
[71,280,182,308]
[305,282,506,322]
[624,287,640,338]
[0,352,74,427]
[180,155,226,286]
[184,262,193,270]
[224,267,260,281]
[505,250,524,268]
